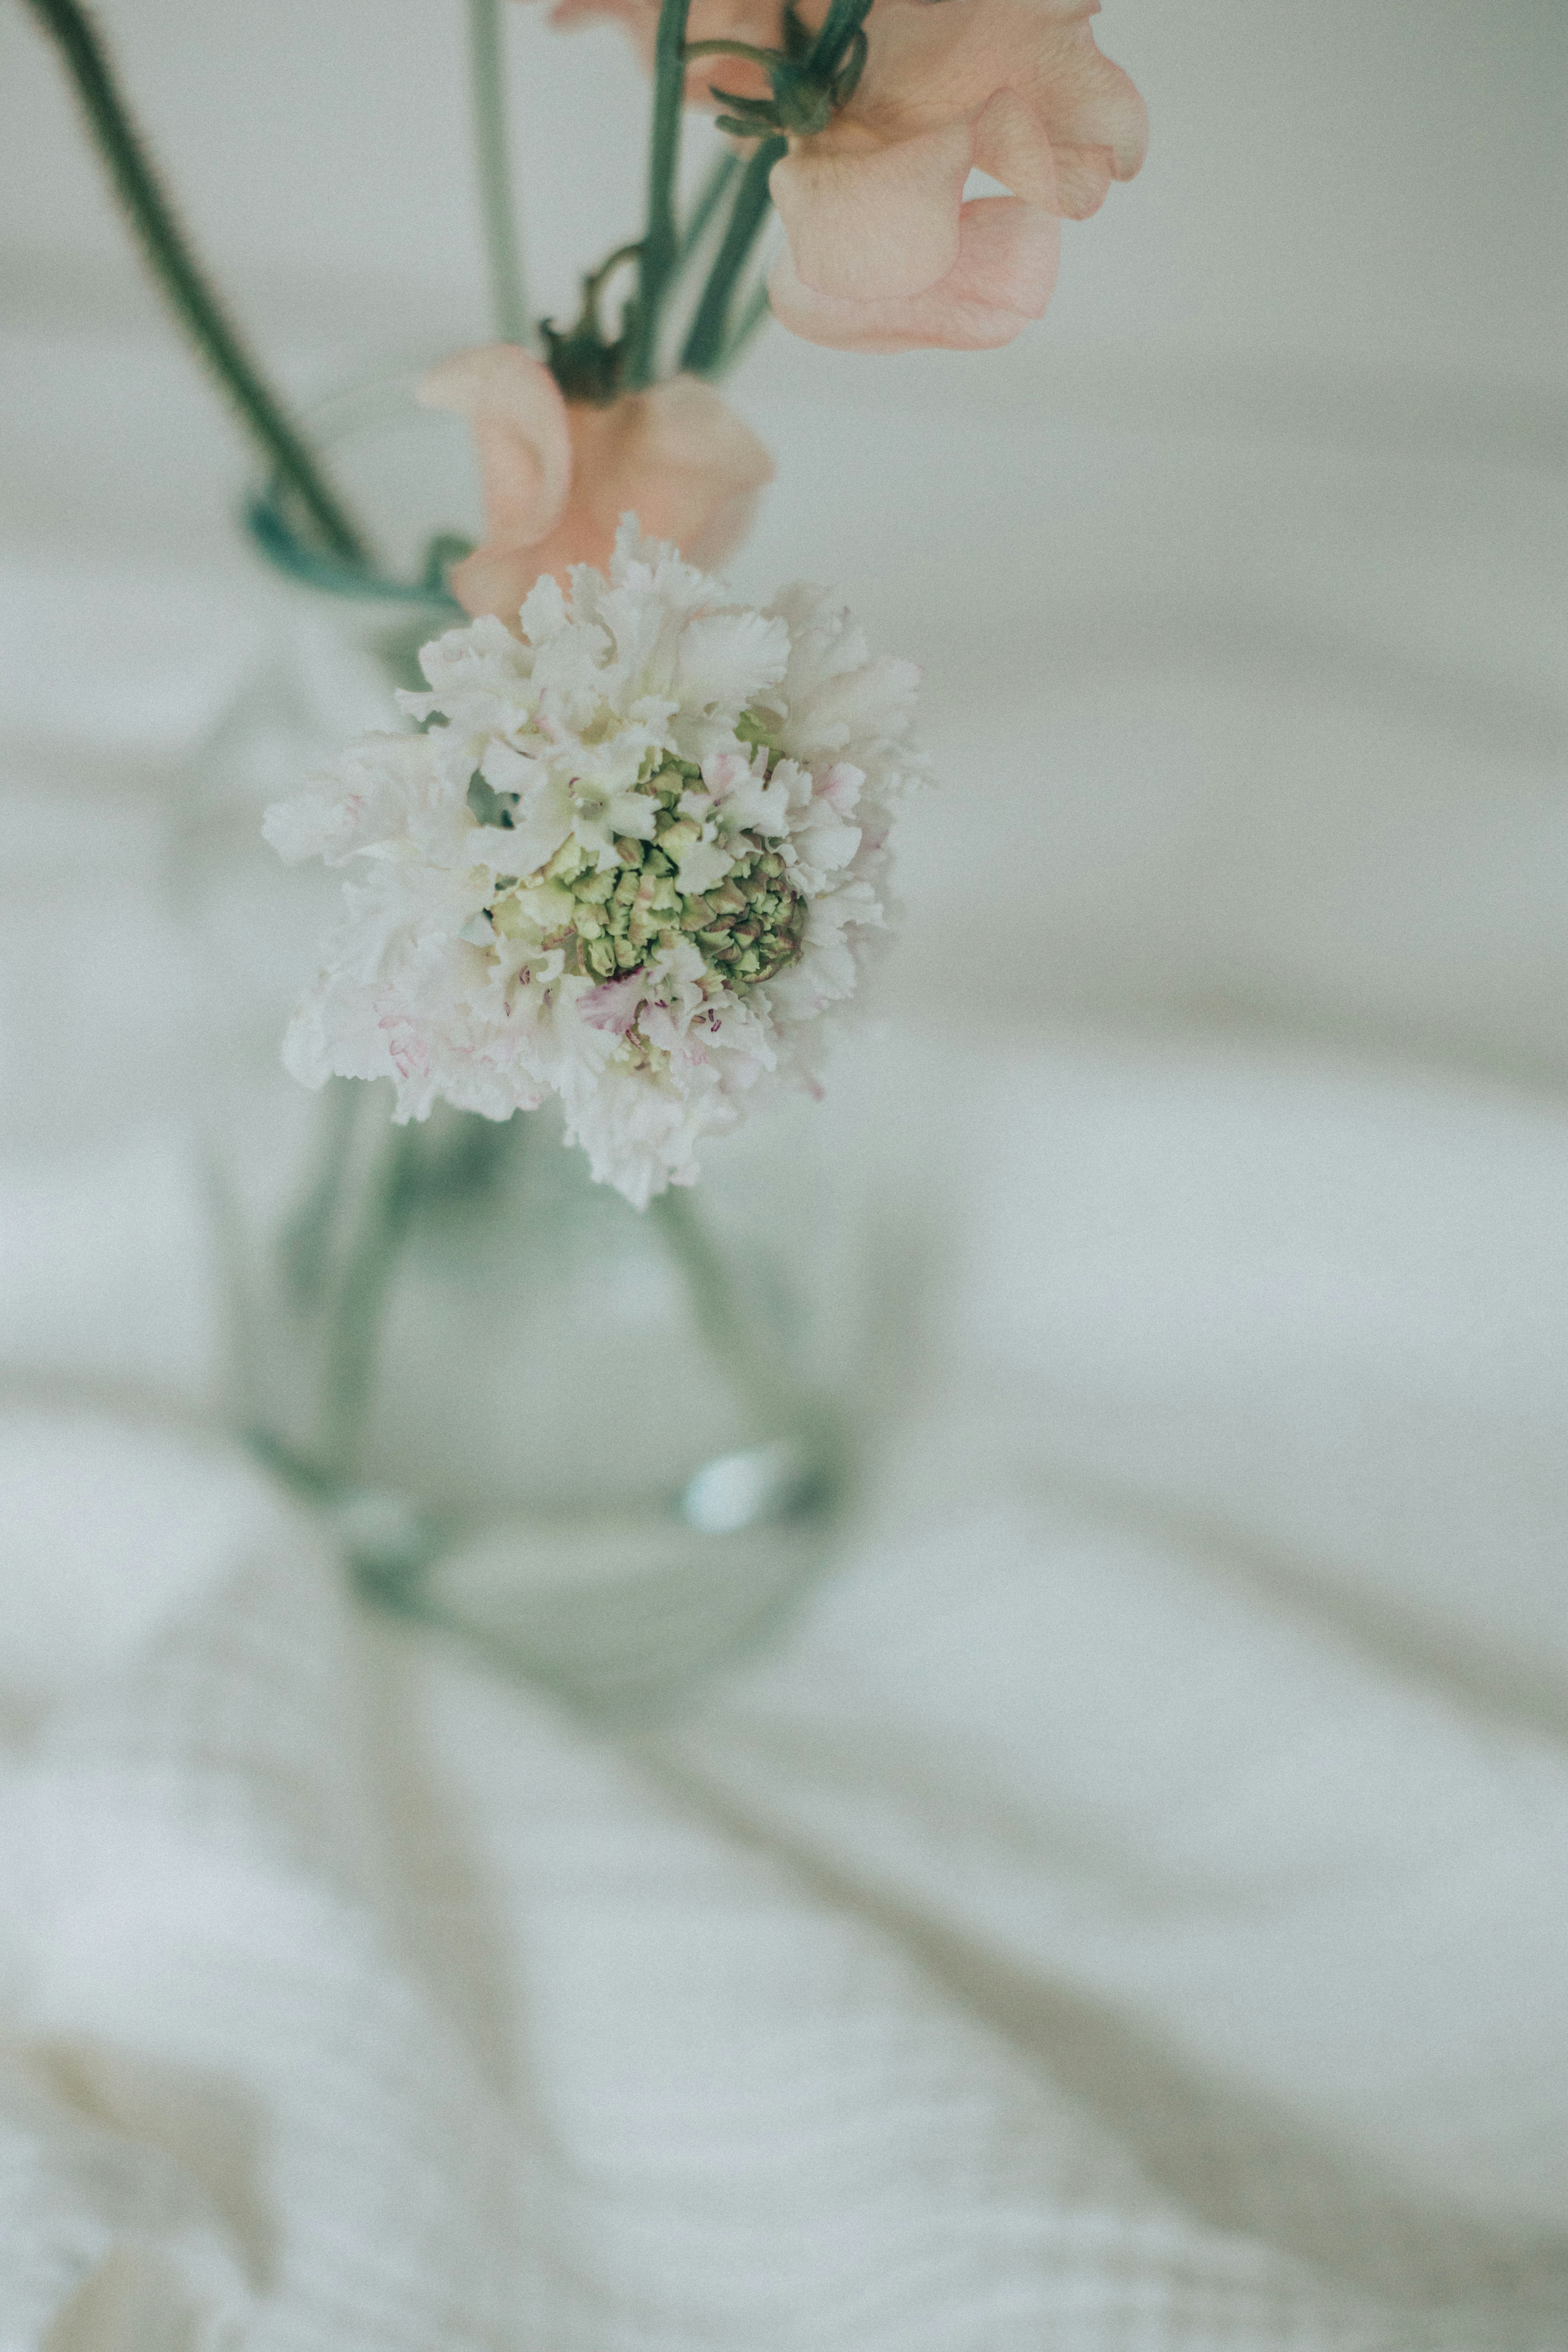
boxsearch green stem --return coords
[626,0,694,388]
[281,1078,362,1304]
[585,241,644,306]
[650,1187,785,1428]
[719,276,773,371]
[321,1118,422,1477]
[23,0,367,563]
[468,0,531,345]
[675,147,739,271]
[680,134,784,377]
[806,0,875,76]
[683,38,784,68]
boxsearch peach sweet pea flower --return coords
[767,0,1147,352]
[419,346,773,625]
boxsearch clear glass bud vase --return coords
[167,378,852,1712]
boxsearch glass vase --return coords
[167,376,853,1712]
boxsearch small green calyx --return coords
[539,242,644,405]
[694,0,870,142]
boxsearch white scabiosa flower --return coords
[265,521,924,1208]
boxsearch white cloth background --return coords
[3,58,1568,2324]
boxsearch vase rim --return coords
[243,369,468,616]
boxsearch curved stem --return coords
[281,1078,362,1304]
[321,1118,422,1477]
[675,146,739,270]
[468,0,532,345]
[585,241,644,303]
[683,38,784,67]
[649,1186,792,1430]
[23,0,366,563]
[680,135,784,378]
[806,0,875,76]
[626,0,694,388]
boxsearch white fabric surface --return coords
[4,335,1568,2345]
[6,1031,1568,2348]
[1,1397,1565,2351]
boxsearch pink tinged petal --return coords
[419,347,574,618]
[771,121,973,302]
[444,543,557,627]
[617,377,774,567]
[847,0,1010,131]
[767,195,1058,353]
[636,1003,679,1055]
[419,346,572,541]
[1044,143,1112,218]
[580,970,651,1037]
[379,1016,431,1082]
[842,0,1145,217]
[702,751,750,800]
[1018,21,1148,204]
[970,85,1058,208]
[948,193,1060,313]
[817,761,864,814]
[514,379,773,597]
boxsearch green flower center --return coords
[490,754,807,997]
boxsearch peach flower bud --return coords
[768,0,1145,353]
[419,346,773,625]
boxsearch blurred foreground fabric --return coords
[2,325,1567,2344]
[6,1033,1568,2350]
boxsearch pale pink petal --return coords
[614,376,774,566]
[447,377,772,624]
[537,378,771,575]
[764,0,1141,347]
[580,969,651,1035]
[418,346,572,543]
[947,194,1061,313]
[846,0,1146,216]
[851,0,1029,130]
[1016,16,1149,200]
[771,120,973,302]
[1045,141,1114,218]
[444,541,555,626]
[767,196,1059,353]
[970,84,1058,207]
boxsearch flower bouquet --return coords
[27,0,1144,1705]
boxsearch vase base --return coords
[281,1433,841,1714]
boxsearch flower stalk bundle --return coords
[25,0,1145,1207]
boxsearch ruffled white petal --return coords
[265,528,922,1205]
